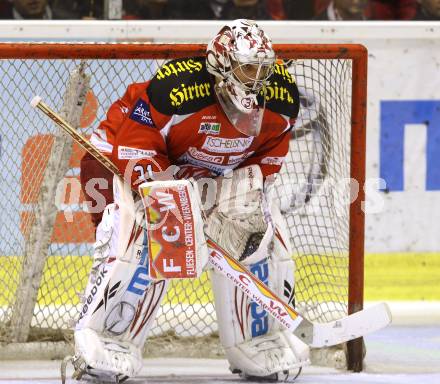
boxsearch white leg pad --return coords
[74,176,169,379]
[210,189,310,378]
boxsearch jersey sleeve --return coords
[241,129,291,178]
[90,82,148,156]
[110,86,173,189]
[80,82,173,227]
[80,83,150,226]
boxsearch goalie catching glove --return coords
[204,165,310,380]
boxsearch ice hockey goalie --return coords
[73,19,310,383]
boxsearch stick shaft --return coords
[33,98,122,178]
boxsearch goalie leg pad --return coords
[210,183,310,378]
[76,259,169,346]
[75,256,169,378]
[74,176,170,379]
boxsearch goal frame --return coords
[0,43,367,371]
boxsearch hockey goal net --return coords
[0,43,367,370]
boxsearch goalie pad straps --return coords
[209,170,310,377]
[75,176,169,378]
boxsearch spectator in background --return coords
[121,0,293,20]
[265,0,288,19]
[166,0,213,19]
[283,0,316,19]
[314,0,369,20]
[211,0,318,20]
[78,0,103,19]
[413,0,440,19]
[144,0,168,18]
[51,0,81,19]
[123,0,166,19]
[0,0,60,19]
[369,0,417,20]
[209,0,269,19]
[314,0,331,14]
[123,0,213,20]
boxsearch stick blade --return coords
[310,302,392,348]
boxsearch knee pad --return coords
[76,258,169,348]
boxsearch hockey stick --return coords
[31,96,391,348]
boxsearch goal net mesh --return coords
[0,45,362,364]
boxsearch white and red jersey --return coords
[81,56,299,225]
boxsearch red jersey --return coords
[81,56,299,225]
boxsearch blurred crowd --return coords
[0,0,439,20]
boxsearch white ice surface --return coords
[0,324,439,383]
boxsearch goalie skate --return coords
[61,354,129,384]
[233,368,302,383]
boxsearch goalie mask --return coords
[206,19,276,137]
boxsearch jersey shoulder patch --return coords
[129,98,155,127]
[264,62,300,119]
[147,56,216,116]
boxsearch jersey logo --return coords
[187,147,224,164]
[156,58,203,80]
[147,58,215,115]
[170,82,212,107]
[250,259,269,337]
[118,146,157,160]
[227,151,254,165]
[179,156,230,176]
[198,122,221,135]
[130,99,155,127]
[262,81,294,104]
[273,63,295,84]
[261,156,284,166]
[202,136,254,154]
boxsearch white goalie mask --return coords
[206,19,276,136]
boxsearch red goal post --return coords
[0,43,367,370]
